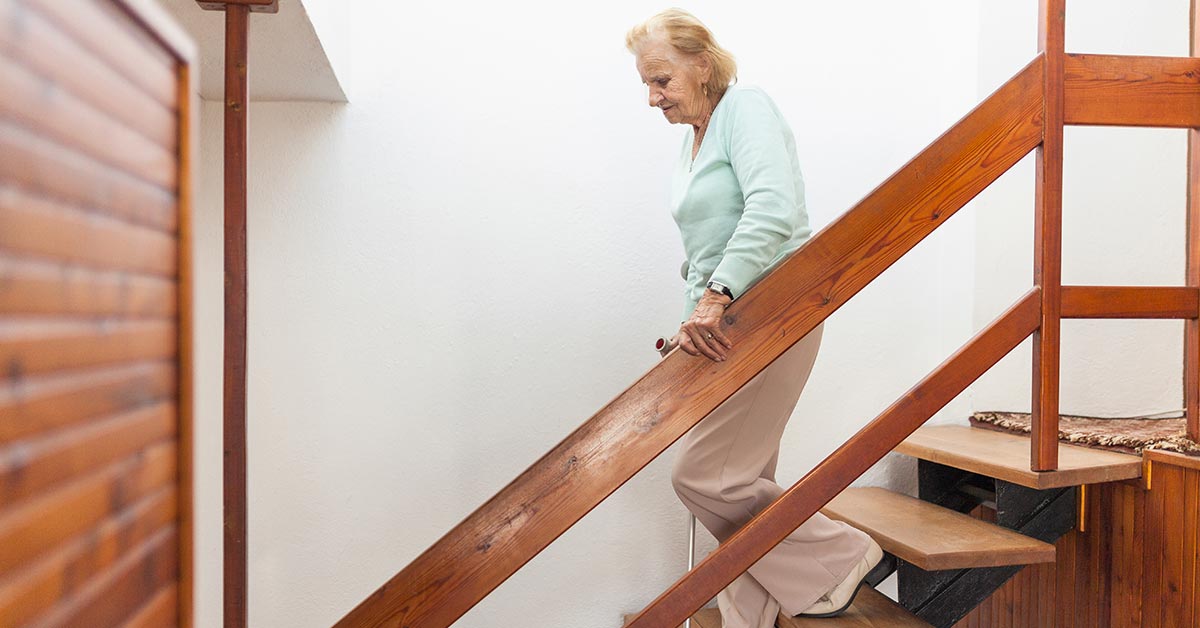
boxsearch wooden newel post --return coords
[1187,0,1200,443]
[1032,0,1065,472]
[194,1,278,627]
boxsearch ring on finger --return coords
[705,332,713,339]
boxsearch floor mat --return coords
[969,411,1200,457]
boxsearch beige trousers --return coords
[670,322,871,628]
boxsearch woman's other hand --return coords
[678,291,733,361]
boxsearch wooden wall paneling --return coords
[0,362,177,444]
[1033,0,1065,472]
[1184,469,1199,628]
[1056,526,1076,627]
[1160,465,1187,628]
[120,584,178,628]
[1144,464,1166,628]
[1063,55,1200,128]
[0,320,176,376]
[0,487,176,625]
[0,0,176,150]
[0,54,177,189]
[18,0,178,110]
[0,441,175,574]
[0,187,178,277]
[0,401,176,505]
[0,256,177,318]
[32,526,178,627]
[0,123,177,232]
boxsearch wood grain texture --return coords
[335,56,1045,628]
[1064,54,1200,128]
[120,584,178,628]
[0,320,176,376]
[18,0,178,110]
[625,292,1041,628]
[1060,286,1199,319]
[0,0,176,150]
[1033,0,1064,473]
[0,184,178,277]
[223,6,250,628]
[0,401,176,505]
[0,486,175,625]
[0,50,177,190]
[895,425,1142,489]
[0,441,175,574]
[0,361,176,443]
[0,255,177,318]
[0,121,177,232]
[821,487,1055,570]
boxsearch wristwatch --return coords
[706,280,734,300]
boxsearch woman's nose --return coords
[648,89,663,107]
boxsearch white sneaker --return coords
[794,537,885,618]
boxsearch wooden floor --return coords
[953,449,1200,627]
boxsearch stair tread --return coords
[896,425,1142,489]
[779,587,931,627]
[624,588,928,627]
[820,487,1056,570]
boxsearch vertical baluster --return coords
[1032,0,1065,472]
[1187,0,1200,442]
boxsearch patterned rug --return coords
[969,411,1200,457]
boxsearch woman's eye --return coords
[656,78,670,86]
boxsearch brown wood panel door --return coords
[0,0,195,626]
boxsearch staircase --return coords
[637,425,1143,627]
[333,1,1200,625]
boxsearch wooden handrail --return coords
[335,54,1044,628]
[625,289,1042,627]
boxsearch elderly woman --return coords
[626,9,884,627]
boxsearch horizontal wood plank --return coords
[1061,286,1199,318]
[0,441,175,573]
[0,54,177,190]
[18,0,177,110]
[0,487,175,625]
[0,320,176,377]
[0,184,177,277]
[895,425,1143,489]
[1064,54,1200,127]
[821,487,1056,570]
[0,0,176,150]
[0,121,177,232]
[0,401,176,505]
[336,55,1047,628]
[0,361,176,443]
[0,255,177,317]
[32,526,178,628]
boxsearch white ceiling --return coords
[156,0,347,102]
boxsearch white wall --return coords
[191,2,991,626]
[969,1,1190,417]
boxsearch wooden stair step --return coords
[820,487,1055,570]
[895,425,1142,489]
[623,588,928,628]
[779,587,930,627]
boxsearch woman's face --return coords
[634,37,711,127]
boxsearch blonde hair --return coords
[625,8,737,97]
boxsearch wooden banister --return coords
[625,289,1042,627]
[335,55,1045,628]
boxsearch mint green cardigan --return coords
[671,85,812,322]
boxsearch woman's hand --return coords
[677,290,733,361]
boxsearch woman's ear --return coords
[694,54,713,86]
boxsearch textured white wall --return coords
[190,2,988,626]
[970,1,1190,418]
